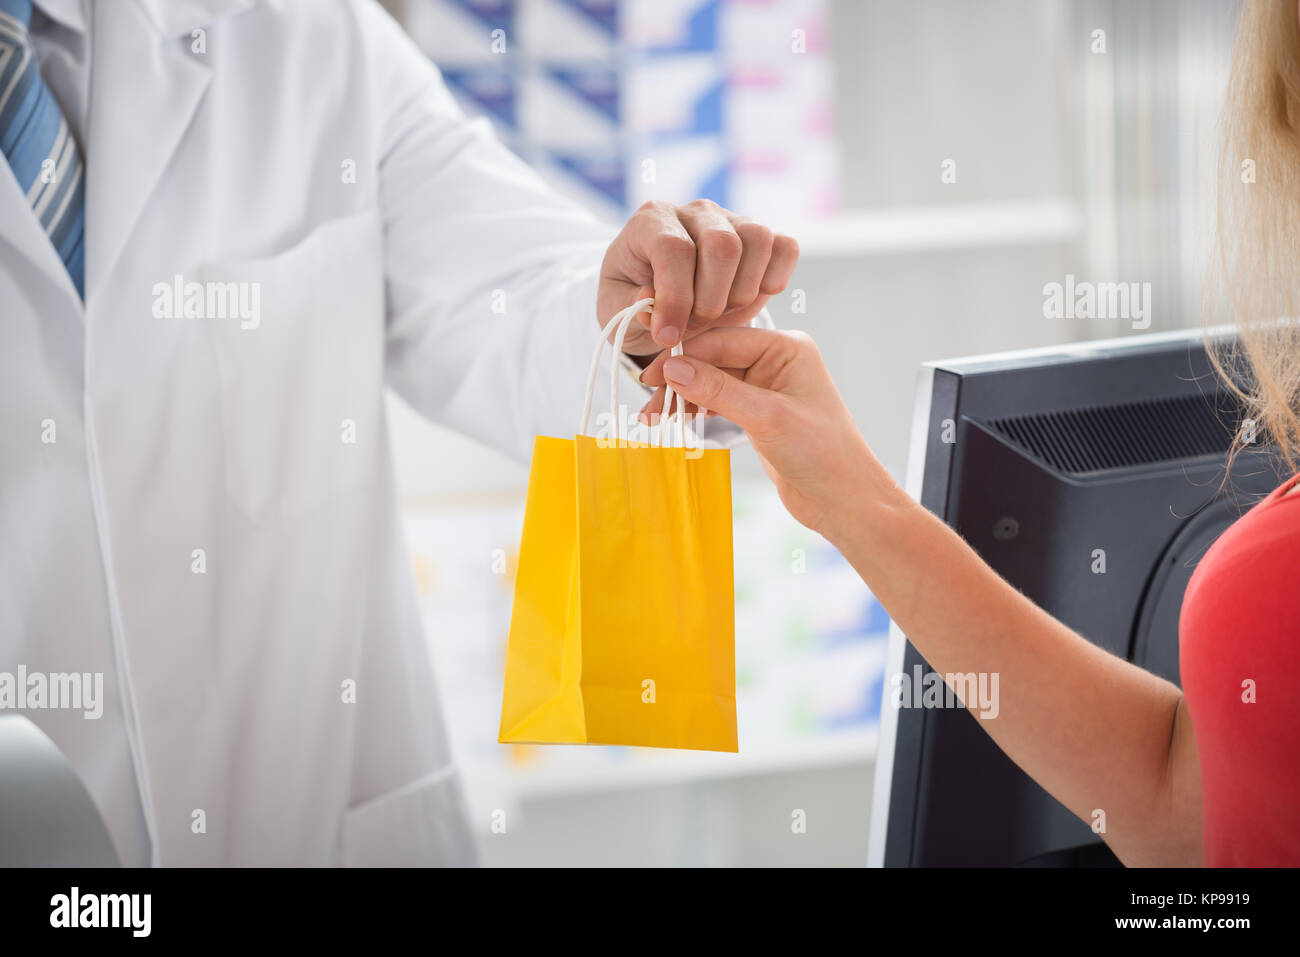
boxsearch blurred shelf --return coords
[501,727,878,801]
[785,198,1082,259]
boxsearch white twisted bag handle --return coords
[579,298,686,448]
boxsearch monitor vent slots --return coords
[987,394,1241,476]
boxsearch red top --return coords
[1180,474,1300,866]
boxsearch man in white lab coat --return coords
[0,0,797,865]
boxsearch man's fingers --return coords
[761,234,800,294]
[677,200,742,329]
[628,283,655,336]
[727,217,775,308]
[611,201,797,353]
[630,202,696,347]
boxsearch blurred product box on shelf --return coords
[532,148,628,222]
[519,64,621,149]
[622,53,724,136]
[407,0,514,64]
[625,135,729,210]
[726,59,839,217]
[439,66,518,143]
[404,0,840,225]
[720,0,831,62]
[520,0,619,61]
[621,0,719,52]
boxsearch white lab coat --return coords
[0,0,746,866]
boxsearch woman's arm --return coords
[641,327,1203,866]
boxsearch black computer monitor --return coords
[867,328,1288,867]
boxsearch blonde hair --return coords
[1211,0,1300,472]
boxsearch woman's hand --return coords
[642,326,1203,868]
[637,326,898,538]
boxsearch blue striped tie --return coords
[0,0,84,298]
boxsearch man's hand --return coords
[598,199,799,357]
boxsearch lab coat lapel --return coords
[84,0,249,303]
[0,152,81,307]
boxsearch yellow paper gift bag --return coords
[498,299,738,752]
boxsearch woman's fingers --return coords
[658,354,782,435]
[634,324,868,539]
[633,326,826,436]
[637,371,744,423]
[639,326,809,390]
